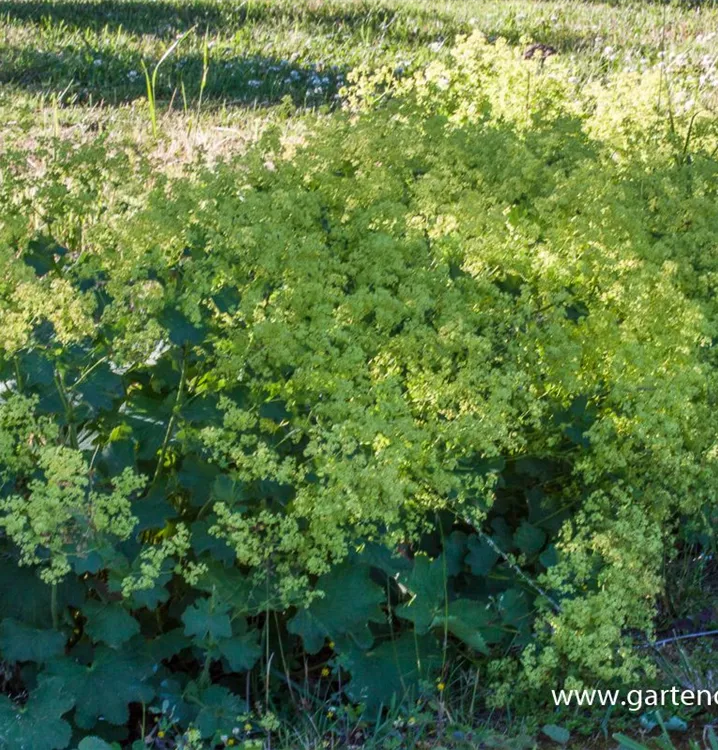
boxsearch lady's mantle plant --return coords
[0,33,716,747]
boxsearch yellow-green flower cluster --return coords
[0,32,715,692]
[0,396,143,582]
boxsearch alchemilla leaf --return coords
[45,647,154,728]
[182,598,232,643]
[0,677,74,750]
[0,619,65,663]
[288,562,385,653]
[195,685,245,739]
[83,601,140,649]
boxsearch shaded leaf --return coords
[73,363,124,413]
[465,535,499,576]
[218,630,262,672]
[288,562,385,653]
[191,519,235,565]
[344,634,441,712]
[514,522,546,557]
[159,308,207,347]
[195,562,255,614]
[430,599,495,654]
[148,628,190,662]
[443,531,468,576]
[543,724,570,745]
[0,677,74,750]
[177,456,218,506]
[77,739,117,750]
[395,555,446,634]
[45,646,154,728]
[182,599,232,642]
[195,685,245,739]
[83,601,140,649]
[539,544,559,569]
[0,619,65,663]
[0,562,84,628]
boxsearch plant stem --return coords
[479,531,562,614]
[51,583,58,630]
[152,350,187,484]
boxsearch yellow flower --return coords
[437,682,445,692]
[244,723,253,731]
[157,730,165,739]
[321,667,330,677]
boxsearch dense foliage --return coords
[1,33,717,748]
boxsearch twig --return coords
[479,531,562,614]
[640,629,718,650]
[152,348,187,484]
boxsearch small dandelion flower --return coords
[157,730,165,738]
[244,723,253,732]
[407,717,416,726]
[321,667,330,677]
[437,681,446,692]
[227,740,236,747]
[328,641,335,649]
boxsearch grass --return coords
[2,1,718,748]
[2,0,718,161]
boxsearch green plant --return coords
[615,717,718,750]
[142,26,196,138]
[0,29,717,749]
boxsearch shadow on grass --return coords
[0,0,460,41]
[0,43,347,107]
[0,0,684,108]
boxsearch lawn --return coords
[2,0,717,155]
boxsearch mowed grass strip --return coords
[1,0,717,113]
